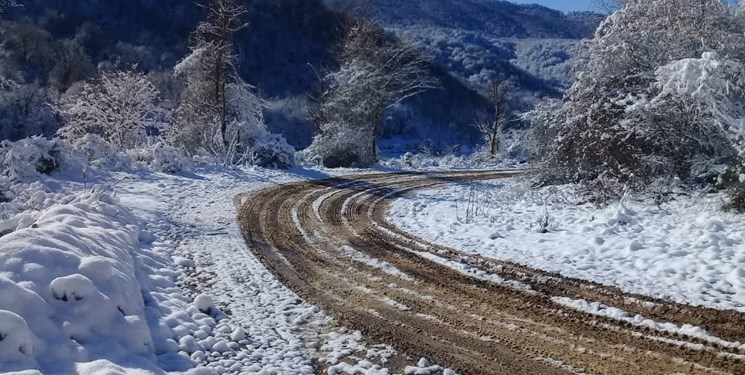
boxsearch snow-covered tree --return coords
[170,0,267,159]
[476,79,511,157]
[57,69,166,150]
[628,53,744,173]
[533,0,745,190]
[309,19,438,167]
[0,0,19,15]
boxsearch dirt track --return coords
[238,171,745,375]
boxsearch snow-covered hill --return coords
[367,0,603,89]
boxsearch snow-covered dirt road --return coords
[116,167,441,374]
[239,171,745,375]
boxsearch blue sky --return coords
[510,0,600,12]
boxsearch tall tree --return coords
[171,0,264,156]
[309,17,438,167]
[476,79,510,157]
[199,0,246,148]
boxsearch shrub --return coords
[248,133,296,169]
[0,136,75,181]
[128,143,189,174]
[72,134,117,162]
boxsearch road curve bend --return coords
[238,171,745,375]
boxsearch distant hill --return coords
[366,0,604,90]
[347,0,604,150]
[371,0,598,38]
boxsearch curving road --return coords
[238,171,745,375]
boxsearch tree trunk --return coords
[490,118,499,155]
[371,108,385,164]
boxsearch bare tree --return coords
[309,18,439,167]
[200,0,246,148]
[307,63,329,135]
[476,79,510,157]
[173,0,255,154]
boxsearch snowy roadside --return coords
[0,158,455,374]
[115,166,458,375]
[115,166,328,375]
[388,177,745,312]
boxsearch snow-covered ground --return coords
[0,148,454,375]
[388,178,745,312]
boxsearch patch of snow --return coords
[552,296,745,350]
[340,245,413,281]
[0,189,182,373]
[388,179,745,311]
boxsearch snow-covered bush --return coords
[70,133,141,172]
[71,133,116,162]
[530,0,745,198]
[0,136,77,181]
[248,133,295,169]
[306,122,374,168]
[128,143,190,174]
[57,68,168,150]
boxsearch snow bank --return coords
[389,179,745,311]
[0,189,157,372]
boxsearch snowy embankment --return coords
[0,189,169,373]
[388,178,745,312]
[0,137,252,374]
[0,136,451,374]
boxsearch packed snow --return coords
[388,178,745,311]
[551,296,745,351]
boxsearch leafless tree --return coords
[309,17,439,167]
[307,63,329,135]
[175,0,248,150]
[476,79,510,156]
[198,0,247,148]
[172,0,267,159]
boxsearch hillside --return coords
[368,0,604,89]
[0,0,602,150]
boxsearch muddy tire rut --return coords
[237,171,745,375]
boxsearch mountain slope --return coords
[371,0,595,38]
[366,0,603,90]
[0,0,603,150]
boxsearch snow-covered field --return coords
[0,151,450,375]
[388,178,745,312]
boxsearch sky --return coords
[510,0,600,13]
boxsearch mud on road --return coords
[238,171,745,375]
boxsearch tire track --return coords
[238,171,745,375]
